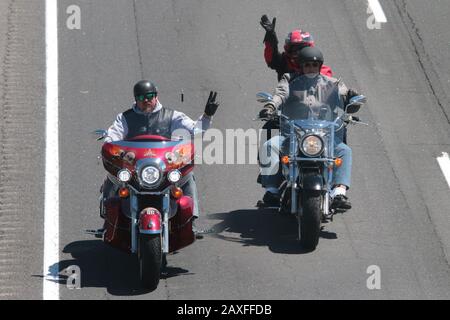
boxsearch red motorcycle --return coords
[91,132,196,290]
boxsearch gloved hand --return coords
[204,91,219,117]
[259,104,275,119]
[345,88,359,105]
[260,15,276,33]
[348,88,359,98]
[260,15,278,44]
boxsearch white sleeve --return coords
[105,113,128,142]
[171,111,211,136]
[273,73,290,108]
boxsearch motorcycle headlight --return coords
[141,166,160,185]
[301,135,324,157]
[167,170,181,183]
[117,169,132,182]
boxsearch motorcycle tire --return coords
[139,234,162,290]
[299,191,321,250]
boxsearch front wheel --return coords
[299,191,322,250]
[139,234,162,290]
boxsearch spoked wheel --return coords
[138,234,162,290]
[298,191,322,251]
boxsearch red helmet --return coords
[284,30,315,58]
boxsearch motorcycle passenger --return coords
[260,14,333,81]
[103,80,219,228]
[258,14,351,170]
[258,47,359,210]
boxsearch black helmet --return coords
[298,46,324,65]
[133,80,158,97]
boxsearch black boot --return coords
[263,191,280,207]
[331,195,352,210]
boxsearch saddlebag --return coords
[103,197,131,253]
[169,196,195,252]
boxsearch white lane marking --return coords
[368,0,388,23]
[437,152,450,189]
[43,0,60,300]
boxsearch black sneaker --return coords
[262,191,280,207]
[331,195,352,210]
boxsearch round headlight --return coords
[141,166,160,185]
[167,170,181,183]
[117,169,132,182]
[301,135,323,157]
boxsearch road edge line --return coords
[43,0,60,301]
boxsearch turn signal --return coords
[281,156,290,165]
[334,158,343,167]
[119,187,130,198]
[171,186,183,199]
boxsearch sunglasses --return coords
[302,62,320,68]
[136,92,157,101]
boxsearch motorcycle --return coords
[256,75,367,250]
[90,133,197,289]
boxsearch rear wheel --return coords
[139,234,162,290]
[299,191,321,250]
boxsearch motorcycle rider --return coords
[260,14,333,81]
[258,47,359,210]
[102,80,219,230]
[258,14,351,169]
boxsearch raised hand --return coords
[204,91,219,117]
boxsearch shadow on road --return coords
[49,240,192,296]
[207,209,337,254]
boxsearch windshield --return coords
[281,74,343,122]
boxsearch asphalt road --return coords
[1,0,450,300]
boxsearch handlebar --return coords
[344,115,368,126]
[254,110,368,127]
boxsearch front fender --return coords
[139,208,162,235]
[301,174,323,192]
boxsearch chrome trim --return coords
[167,170,182,183]
[130,189,139,254]
[110,140,182,149]
[300,134,324,157]
[294,157,335,162]
[128,184,170,196]
[139,229,162,235]
[323,192,332,218]
[128,171,193,195]
[162,193,170,254]
[117,168,132,182]
[136,158,166,189]
[289,121,298,215]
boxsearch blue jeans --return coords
[259,135,352,191]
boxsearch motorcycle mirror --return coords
[92,129,107,141]
[345,104,361,114]
[349,95,367,105]
[345,95,366,114]
[256,92,273,103]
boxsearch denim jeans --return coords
[259,135,352,190]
